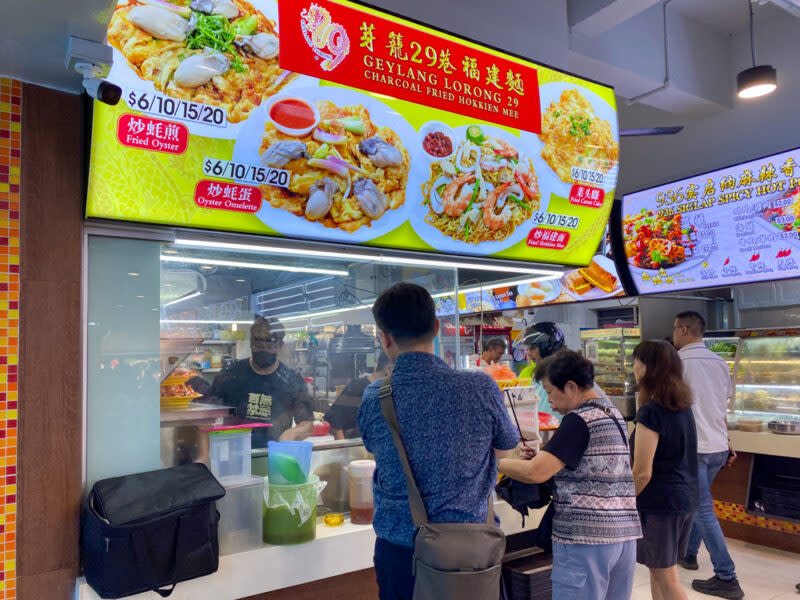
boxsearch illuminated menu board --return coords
[87,0,619,266]
[623,147,800,294]
[435,226,625,315]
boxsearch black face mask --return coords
[252,351,277,369]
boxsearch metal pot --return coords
[768,420,800,435]
[160,425,210,468]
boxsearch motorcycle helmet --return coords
[513,322,565,358]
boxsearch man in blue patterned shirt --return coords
[358,282,519,600]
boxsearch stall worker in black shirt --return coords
[197,316,314,447]
[325,352,393,439]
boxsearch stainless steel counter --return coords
[160,403,236,468]
[160,402,235,425]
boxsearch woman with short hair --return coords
[499,350,641,600]
[631,340,699,600]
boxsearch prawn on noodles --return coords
[421,126,540,244]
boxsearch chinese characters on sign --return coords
[194,180,263,213]
[278,0,540,131]
[117,114,188,154]
[624,147,800,294]
[87,0,618,267]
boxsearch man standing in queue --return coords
[673,311,744,600]
[358,282,519,599]
[197,316,314,447]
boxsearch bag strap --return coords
[379,375,495,528]
[379,375,429,527]
[131,513,191,598]
[504,388,529,444]
[585,401,629,448]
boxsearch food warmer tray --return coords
[768,420,800,435]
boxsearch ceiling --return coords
[670,0,752,34]
[0,0,116,93]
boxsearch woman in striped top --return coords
[499,350,642,600]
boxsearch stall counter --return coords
[77,519,377,600]
[77,500,541,599]
[729,430,800,459]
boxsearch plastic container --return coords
[348,460,376,525]
[324,512,344,527]
[263,474,325,545]
[267,441,313,485]
[207,423,271,484]
[503,386,542,442]
[210,430,252,484]
[217,476,264,555]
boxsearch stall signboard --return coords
[435,225,625,316]
[86,0,619,266]
[623,147,800,294]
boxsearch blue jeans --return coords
[686,451,737,581]
[551,540,637,600]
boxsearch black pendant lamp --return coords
[737,0,777,99]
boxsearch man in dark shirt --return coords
[325,352,392,440]
[200,316,314,447]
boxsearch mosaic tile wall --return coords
[0,77,20,600]
[715,500,800,535]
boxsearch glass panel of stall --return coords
[86,235,460,520]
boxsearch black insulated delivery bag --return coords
[81,463,226,598]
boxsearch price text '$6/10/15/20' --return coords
[127,89,227,127]
[203,158,290,188]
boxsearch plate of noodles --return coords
[409,124,544,255]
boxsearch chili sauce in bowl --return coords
[267,97,320,137]
[418,120,456,161]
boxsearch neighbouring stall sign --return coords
[435,225,625,315]
[86,0,619,266]
[623,147,800,294]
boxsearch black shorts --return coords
[636,511,694,569]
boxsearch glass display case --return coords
[581,328,640,418]
[733,332,800,422]
[86,235,461,492]
[702,333,739,376]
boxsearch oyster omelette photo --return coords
[107,0,297,123]
[258,99,410,233]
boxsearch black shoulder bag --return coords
[82,463,225,598]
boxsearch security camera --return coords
[67,39,120,105]
[75,62,121,106]
[82,75,122,106]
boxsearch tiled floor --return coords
[631,538,800,599]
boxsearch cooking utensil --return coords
[768,420,800,435]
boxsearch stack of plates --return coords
[160,395,199,408]
[503,551,553,600]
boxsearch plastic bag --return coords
[264,475,327,526]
